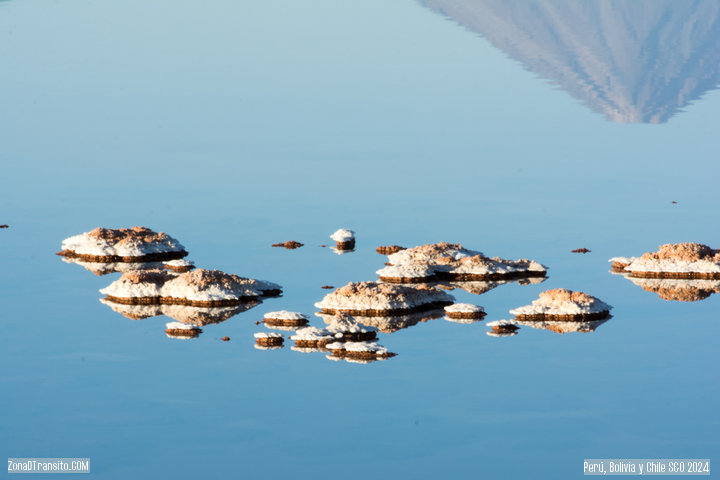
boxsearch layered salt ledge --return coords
[611,243,720,278]
[163,259,195,273]
[510,289,612,320]
[444,303,485,320]
[289,315,377,346]
[289,326,336,347]
[254,332,284,347]
[254,332,283,339]
[314,281,454,316]
[58,226,187,261]
[262,310,309,326]
[165,321,201,338]
[100,268,282,306]
[381,242,546,281]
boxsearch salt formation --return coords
[254,332,284,347]
[165,322,202,339]
[58,227,187,262]
[377,242,546,282]
[610,243,720,278]
[509,289,611,320]
[315,281,454,316]
[443,303,485,320]
[100,268,282,306]
[330,229,355,250]
[262,311,309,327]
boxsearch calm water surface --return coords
[1,0,719,478]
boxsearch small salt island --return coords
[330,228,355,250]
[486,319,520,334]
[377,242,546,282]
[262,311,309,328]
[510,288,612,321]
[610,242,720,278]
[165,322,202,339]
[315,281,454,316]
[58,226,187,262]
[100,268,282,306]
[254,332,284,347]
[325,341,396,360]
[444,303,486,320]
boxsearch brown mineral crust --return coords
[403,242,464,259]
[446,311,486,320]
[328,349,396,360]
[272,241,304,249]
[571,248,591,253]
[492,324,519,333]
[221,336,231,341]
[163,264,195,273]
[262,317,309,327]
[165,328,201,337]
[640,243,720,263]
[0,224,8,228]
[611,261,630,272]
[256,337,284,347]
[122,269,176,285]
[336,331,377,342]
[384,262,393,266]
[378,275,437,284]
[335,239,355,250]
[376,245,405,255]
[321,285,334,289]
[293,339,332,348]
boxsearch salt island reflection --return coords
[419,0,720,123]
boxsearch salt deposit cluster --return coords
[60,226,712,358]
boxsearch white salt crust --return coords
[100,271,170,298]
[444,303,485,314]
[487,319,518,328]
[314,282,454,312]
[609,257,636,265]
[376,263,436,279]
[263,311,309,321]
[330,229,355,242]
[624,258,720,274]
[164,259,194,267]
[290,327,337,342]
[254,344,283,350]
[165,322,198,330]
[254,332,283,339]
[509,293,612,316]
[387,244,478,265]
[325,341,389,356]
[61,229,184,257]
[325,315,377,334]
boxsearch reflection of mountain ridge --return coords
[419,0,720,123]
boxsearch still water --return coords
[1,0,718,478]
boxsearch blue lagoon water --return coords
[1,0,719,478]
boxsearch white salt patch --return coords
[160,276,263,302]
[625,258,720,274]
[263,310,308,320]
[444,303,485,314]
[290,326,334,341]
[444,317,479,324]
[376,263,435,279]
[486,331,518,337]
[314,282,454,312]
[330,229,355,242]
[254,332,283,339]
[164,259,194,267]
[509,293,611,316]
[165,322,197,330]
[487,319,517,328]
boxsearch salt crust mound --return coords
[444,303,485,313]
[100,269,282,304]
[487,320,517,328]
[509,288,612,318]
[380,242,546,280]
[330,229,355,243]
[325,341,394,359]
[290,314,377,343]
[314,281,454,315]
[611,243,720,277]
[516,319,608,334]
[60,227,186,259]
[165,322,197,331]
[263,311,308,320]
